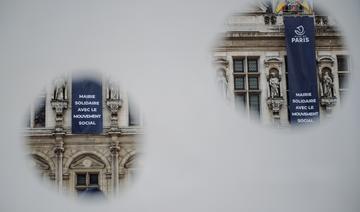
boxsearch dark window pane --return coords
[337,55,349,72]
[249,94,260,117]
[338,74,349,89]
[234,77,245,90]
[233,59,244,72]
[248,77,259,90]
[34,95,46,128]
[76,174,86,186]
[89,174,99,185]
[248,59,258,72]
[235,94,246,110]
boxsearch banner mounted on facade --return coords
[72,78,103,134]
[284,16,319,124]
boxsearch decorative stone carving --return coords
[214,57,230,99]
[54,143,64,156]
[106,81,123,132]
[320,97,337,112]
[217,69,229,98]
[51,77,69,132]
[269,72,280,98]
[264,15,277,25]
[110,143,121,155]
[317,56,337,112]
[124,155,135,169]
[315,16,329,26]
[53,78,67,100]
[69,155,106,169]
[32,155,51,170]
[267,98,284,113]
[106,99,122,131]
[51,99,69,132]
[265,57,284,119]
[107,81,121,100]
[51,100,68,132]
[321,71,334,98]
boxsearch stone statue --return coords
[53,78,66,100]
[217,69,229,99]
[108,81,120,100]
[322,71,334,98]
[269,72,280,98]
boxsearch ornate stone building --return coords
[25,75,143,197]
[214,3,350,127]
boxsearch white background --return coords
[0,0,359,211]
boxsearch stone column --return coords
[110,138,120,195]
[54,135,64,192]
[50,88,68,192]
[106,84,122,195]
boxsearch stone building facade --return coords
[214,5,351,127]
[25,75,143,197]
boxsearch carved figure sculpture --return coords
[269,72,280,98]
[217,69,229,99]
[108,81,120,100]
[53,78,66,100]
[322,71,334,98]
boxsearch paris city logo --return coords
[292,25,310,43]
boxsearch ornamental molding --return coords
[264,56,283,74]
[214,57,229,68]
[63,150,111,173]
[317,55,335,68]
[69,155,106,169]
[267,97,284,116]
[50,99,69,133]
[320,97,337,113]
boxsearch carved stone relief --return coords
[317,56,337,112]
[264,57,284,120]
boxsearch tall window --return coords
[34,93,46,128]
[233,57,261,118]
[337,55,350,101]
[75,172,99,194]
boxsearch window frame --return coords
[337,55,350,102]
[247,57,259,73]
[233,57,245,73]
[33,92,46,128]
[232,56,261,118]
[75,172,100,192]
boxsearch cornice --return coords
[24,126,144,137]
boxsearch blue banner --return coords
[284,16,319,124]
[72,78,103,134]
